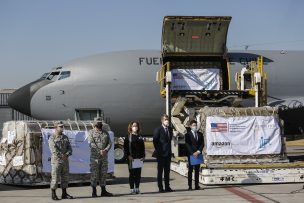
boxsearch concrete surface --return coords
[1,160,304,203]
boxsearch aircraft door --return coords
[74,109,103,120]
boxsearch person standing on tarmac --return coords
[124,121,145,194]
[88,117,113,197]
[153,114,174,193]
[48,121,74,200]
[185,120,204,190]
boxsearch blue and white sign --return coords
[206,116,282,155]
[42,129,114,174]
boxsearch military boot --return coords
[51,189,59,201]
[101,186,113,197]
[92,187,97,197]
[62,188,74,199]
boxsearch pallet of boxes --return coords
[170,105,304,185]
[0,120,115,185]
[199,106,291,184]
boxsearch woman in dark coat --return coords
[124,121,145,194]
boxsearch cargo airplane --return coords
[8,16,304,145]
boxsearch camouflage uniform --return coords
[49,132,72,190]
[88,128,112,187]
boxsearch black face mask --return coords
[96,124,103,130]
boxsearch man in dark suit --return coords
[185,120,204,190]
[153,114,174,193]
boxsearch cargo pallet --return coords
[171,157,304,185]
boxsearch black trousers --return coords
[157,156,171,190]
[128,167,142,189]
[188,157,200,188]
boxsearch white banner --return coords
[171,69,220,90]
[205,116,281,155]
[42,129,114,174]
[107,131,115,174]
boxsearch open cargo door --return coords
[162,16,232,57]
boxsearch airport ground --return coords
[0,142,304,203]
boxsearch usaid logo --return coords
[259,136,271,149]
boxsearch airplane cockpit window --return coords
[47,72,60,81]
[40,72,50,79]
[58,71,71,80]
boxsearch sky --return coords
[0,0,303,88]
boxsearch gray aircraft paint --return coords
[8,49,304,136]
[28,50,164,136]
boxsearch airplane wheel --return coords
[114,144,126,163]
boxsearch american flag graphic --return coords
[211,123,228,132]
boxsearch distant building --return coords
[0,89,34,137]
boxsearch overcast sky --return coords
[0,0,303,88]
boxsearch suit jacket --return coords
[153,126,173,158]
[185,130,204,157]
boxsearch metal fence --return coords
[0,93,10,106]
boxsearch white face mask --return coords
[163,120,169,127]
[191,126,197,132]
[57,127,64,134]
[132,126,138,133]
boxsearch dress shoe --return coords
[165,188,174,192]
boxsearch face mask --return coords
[96,124,103,130]
[163,120,169,127]
[132,127,138,132]
[191,126,197,132]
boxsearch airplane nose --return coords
[8,83,33,116]
[8,79,53,117]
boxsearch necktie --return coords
[165,127,169,138]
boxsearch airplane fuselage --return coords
[8,50,304,137]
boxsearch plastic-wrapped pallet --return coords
[0,120,114,185]
[197,106,288,165]
[170,62,223,91]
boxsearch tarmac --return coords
[0,149,304,203]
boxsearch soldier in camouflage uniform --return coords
[88,117,113,197]
[48,121,74,200]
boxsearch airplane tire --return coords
[114,144,126,163]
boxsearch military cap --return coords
[54,121,64,127]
